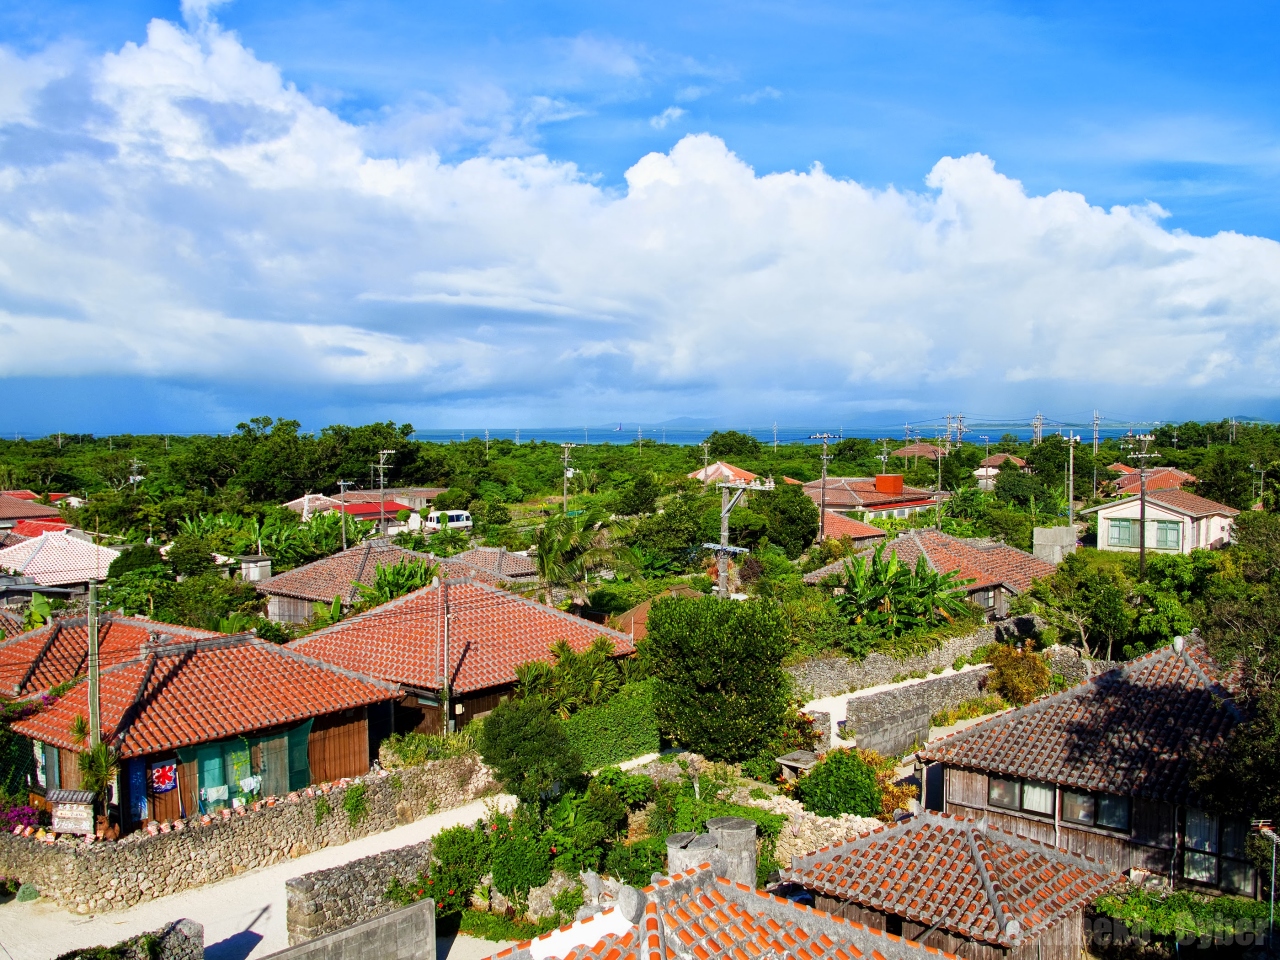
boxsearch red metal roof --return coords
[11,633,398,758]
[290,579,634,695]
[487,865,960,960]
[335,500,412,518]
[788,811,1122,947]
[917,640,1239,803]
[12,519,70,537]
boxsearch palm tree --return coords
[531,508,638,605]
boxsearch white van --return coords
[422,509,473,532]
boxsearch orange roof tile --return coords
[290,579,634,695]
[0,495,60,521]
[821,512,887,543]
[11,633,398,758]
[802,479,936,512]
[689,462,760,484]
[788,812,1122,947]
[890,443,942,461]
[258,540,443,603]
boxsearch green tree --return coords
[793,748,881,818]
[616,474,661,516]
[106,544,165,579]
[753,484,819,559]
[642,595,790,761]
[532,508,636,604]
[476,697,584,805]
[704,431,762,459]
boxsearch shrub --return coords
[314,795,330,824]
[489,810,552,912]
[986,645,1050,706]
[1094,887,1268,943]
[643,596,791,762]
[793,749,881,818]
[591,767,655,807]
[477,697,584,805]
[930,693,1009,727]
[563,680,659,768]
[15,882,38,902]
[106,544,165,579]
[603,837,667,886]
[380,730,474,768]
[341,783,368,825]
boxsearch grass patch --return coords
[931,694,1009,728]
[459,909,561,942]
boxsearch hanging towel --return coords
[204,784,229,802]
[238,775,262,796]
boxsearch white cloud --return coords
[676,86,710,103]
[2,11,1280,423]
[739,86,781,104]
[649,106,686,129]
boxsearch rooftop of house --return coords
[334,500,413,518]
[341,487,447,503]
[0,490,72,503]
[804,529,1054,591]
[0,611,23,642]
[257,540,440,603]
[11,632,398,758]
[12,519,70,538]
[290,578,634,695]
[611,583,704,640]
[448,546,538,580]
[0,495,62,522]
[485,865,959,960]
[1113,468,1197,493]
[891,442,943,460]
[688,461,760,484]
[1081,489,1240,520]
[1107,463,1137,475]
[917,637,1240,804]
[0,614,221,698]
[0,530,123,587]
[0,531,29,549]
[787,811,1122,948]
[802,478,936,511]
[977,453,1026,469]
[282,493,342,515]
[821,511,888,542]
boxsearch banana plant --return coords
[24,592,52,630]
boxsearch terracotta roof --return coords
[0,531,122,586]
[688,462,759,484]
[0,495,61,521]
[486,865,959,960]
[891,443,943,460]
[0,611,22,641]
[11,633,398,758]
[343,487,447,503]
[612,584,704,640]
[978,454,1025,469]
[1114,468,1195,493]
[788,811,1122,948]
[0,614,220,698]
[803,478,936,512]
[257,540,441,603]
[804,530,1053,591]
[12,519,70,537]
[821,512,887,543]
[291,578,634,695]
[917,639,1239,803]
[0,531,29,549]
[1081,489,1239,520]
[449,547,537,580]
[1106,463,1136,475]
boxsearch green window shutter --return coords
[287,719,314,791]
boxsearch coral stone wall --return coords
[0,754,494,914]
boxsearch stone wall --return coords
[786,619,1038,699]
[843,667,990,757]
[0,754,494,914]
[286,839,435,945]
[1043,645,1120,687]
[273,897,435,960]
[58,919,204,960]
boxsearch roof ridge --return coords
[967,828,1020,943]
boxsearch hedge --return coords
[564,680,659,769]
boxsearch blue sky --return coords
[2,0,1280,433]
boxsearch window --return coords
[1155,521,1181,550]
[1108,518,1135,547]
[1184,809,1219,883]
[988,777,1020,809]
[1097,795,1131,831]
[1062,791,1095,825]
[1021,782,1055,815]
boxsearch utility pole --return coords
[484,430,490,458]
[128,457,146,493]
[773,422,778,452]
[515,428,520,445]
[877,440,889,472]
[561,443,576,514]
[810,433,836,540]
[88,580,101,747]
[701,443,710,472]
[637,426,643,456]
[1092,410,1100,455]
[1254,821,1277,949]
[936,445,945,531]
[441,581,452,734]
[373,450,395,535]
[1032,412,1044,446]
[980,435,990,461]
[955,413,965,449]
[704,478,772,595]
[337,479,353,550]
[1127,435,1158,579]
[1067,434,1078,526]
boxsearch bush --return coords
[489,809,552,912]
[380,730,474,768]
[643,595,791,762]
[793,749,881,818]
[431,822,490,915]
[167,534,216,577]
[986,645,1050,706]
[603,836,667,886]
[563,681,659,768]
[106,544,165,579]
[15,882,38,902]
[930,694,1009,727]
[1094,887,1268,943]
[434,488,472,511]
[476,697,584,805]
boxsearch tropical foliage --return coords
[834,543,973,641]
[352,557,438,611]
[532,507,638,603]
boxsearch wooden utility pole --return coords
[88,580,101,747]
[810,433,836,540]
[1128,435,1158,579]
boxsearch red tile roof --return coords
[891,443,943,460]
[1106,463,1136,475]
[788,811,1122,947]
[11,633,398,758]
[805,530,1054,591]
[12,519,70,537]
[0,611,23,641]
[1083,489,1240,520]
[978,454,1025,469]
[0,495,61,521]
[0,614,220,698]
[821,512,887,543]
[1114,468,1195,493]
[257,540,442,603]
[803,478,936,512]
[688,462,759,484]
[486,866,959,960]
[290,579,634,695]
[449,547,537,580]
[0,531,29,549]
[917,639,1239,803]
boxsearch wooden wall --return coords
[57,748,82,790]
[309,708,370,784]
[267,595,315,624]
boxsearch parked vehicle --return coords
[422,510,473,532]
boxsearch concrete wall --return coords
[786,620,1038,699]
[843,668,990,758]
[1032,526,1077,565]
[271,898,435,960]
[286,839,435,945]
[0,755,493,914]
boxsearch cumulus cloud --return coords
[1,10,1280,425]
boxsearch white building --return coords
[1081,489,1238,555]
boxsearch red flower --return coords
[448,889,455,895]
